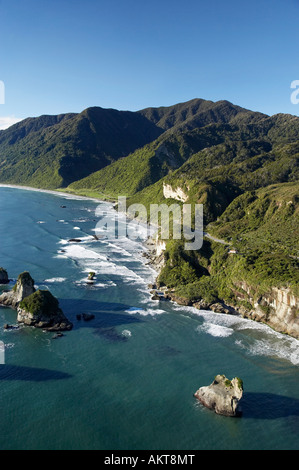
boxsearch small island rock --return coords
[0,271,72,332]
[0,267,9,285]
[82,313,95,321]
[0,271,35,308]
[194,374,243,417]
[17,289,73,331]
[86,272,96,284]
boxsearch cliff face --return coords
[163,183,188,202]
[149,237,299,339]
[155,236,166,257]
[233,281,299,338]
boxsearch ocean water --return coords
[0,186,298,450]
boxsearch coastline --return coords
[0,183,108,204]
[144,236,299,340]
[1,184,299,450]
[1,183,298,340]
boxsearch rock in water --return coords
[0,271,35,308]
[14,272,36,300]
[194,374,243,417]
[17,289,73,331]
[0,271,72,332]
[0,267,9,284]
[82,313,95,321]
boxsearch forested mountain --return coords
[0,106,163,188]
[1,98,298,335]
[0,98,269,190]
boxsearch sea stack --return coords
[0,271,35,308]
[0,271,72,331]
[0,267,9,285]
[17,289,73,331]
[194,374,243,417]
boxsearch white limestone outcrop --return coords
[194,375,243,417]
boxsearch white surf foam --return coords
[60,244,108,261]
[196,322,234,338]
[125,307,145,314]
[44,277,67,283]
[93,281,117,288]
[125,306,165,316]
[71,218,90,223]
[122,329,132,337]
[172,303,299,365]
[57,237,150,288]
[237,337,299,365]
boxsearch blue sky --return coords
[0,0,299,128]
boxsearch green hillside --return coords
[110,115,299,231]
[157,182,299,309]
[67,131,204,198]
[0,97,275,193]
[124,110,299,312]
[0,97,298,325]
[0,106,163,188]
[208,182,299,257]
[68,99,269,199]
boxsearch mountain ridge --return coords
[0,105,164,188]
[0,97,298,336]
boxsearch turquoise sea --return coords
[0,186,298,450]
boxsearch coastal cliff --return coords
[147,236,299,339]
[162,183,188,202]
[232,281,299,338]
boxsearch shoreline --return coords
[0,183,108,204]
[144,237,299,341]
[1,183,298,341]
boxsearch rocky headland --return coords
[144,236,299,339]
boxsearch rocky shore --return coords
[144,236,299,339]
[147,282,236,314]
[144,237,238,315]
